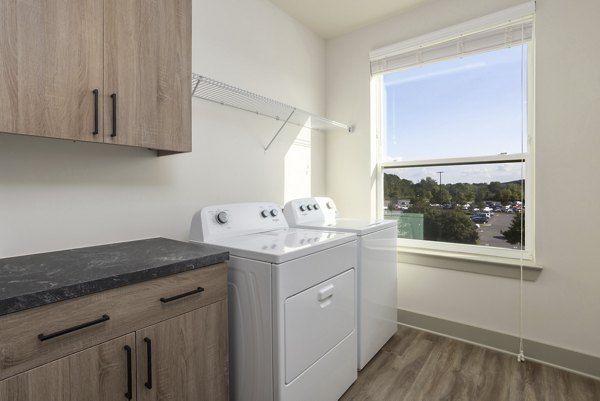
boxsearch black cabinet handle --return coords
[38,314,110,342]
[92,89,99,135]
[160,287,204,303]
[124,345,133,400]
[144,337,152,389]
[111,93,117,137]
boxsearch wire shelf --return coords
[191,74,353,151]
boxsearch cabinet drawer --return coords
[0,262,226,381]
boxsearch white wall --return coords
[0,0,326,258]
[326,0,600,358]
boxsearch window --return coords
[371,5,534,259]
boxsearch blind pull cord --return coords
[517,21,526,364]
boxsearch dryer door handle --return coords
[318,284,335,302]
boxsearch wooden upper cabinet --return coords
[104,0,192,153]
[0,333,135,401]
[0,0,191,153]
[0,0,104,142]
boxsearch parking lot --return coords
[476,212,520,249]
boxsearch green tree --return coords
[507,183,523,202]
[502,213,525,245]
[438,187,452,204]
[387,191,399,211]
[499,188,512,204]
[407,198,429,213]
[423,209,478,244]
[447,183,472,204]
[488,181,503,199]
[384,173,415,200]
[474,186,488,208]
[415,177,438,201]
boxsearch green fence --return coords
[384,211,424,240]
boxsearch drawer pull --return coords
[124,345,133,400]
[144,337,153,389]
[160,287,204,303]
[92,89,99,135]
[37,314,110,342]
[111,93,117,137]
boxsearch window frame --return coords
[372,29,535,262]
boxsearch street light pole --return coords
[436,171,444,204]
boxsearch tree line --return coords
[384,173,524,207]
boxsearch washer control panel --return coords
[283,197,338,225]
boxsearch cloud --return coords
[384,62,486,86]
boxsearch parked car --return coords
[471,213,489,223]
[483,207,494,216]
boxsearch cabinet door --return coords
[0,0,103,142]
[0,333,135,401]
[104,0,192,153]
[136,300,228,401]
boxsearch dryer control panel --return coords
[190,202,288,242]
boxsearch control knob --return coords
[299,205,306,212]
[307,204,313,210]
[260,210,269,218]
[326,201,333,209]
[270,209,279,217]
[313,204,319,210]
[216,211,229,224]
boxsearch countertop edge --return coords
[0,251,228,317]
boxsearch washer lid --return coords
[290,218,397,236]
[202,228,356,264]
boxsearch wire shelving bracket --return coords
[191,74,354,152]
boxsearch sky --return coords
[383,45,528,185]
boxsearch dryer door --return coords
[284,268,355,383]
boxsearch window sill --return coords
[396,246,542,281]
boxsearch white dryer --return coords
[190,202,358,401]
[284,197,398,370]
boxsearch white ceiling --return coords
[268,0,432,39]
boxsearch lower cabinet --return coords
[0,264,229,401]
[136,300,228,401]
[0,301,228,401]
[0,333,135,401]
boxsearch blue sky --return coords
[383,45,528,184]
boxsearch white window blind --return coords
[370,3,534,75]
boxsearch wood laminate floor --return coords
[340,325,600,401]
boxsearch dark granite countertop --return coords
[0,238,229,316]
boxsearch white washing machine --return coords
[283,197,398,370]
[189,202,358,401]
